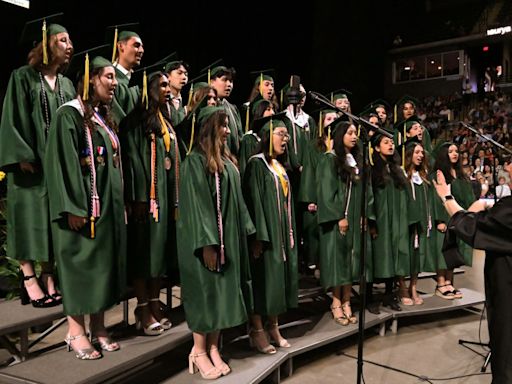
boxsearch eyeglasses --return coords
[273,131,290,140]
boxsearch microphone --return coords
[286,75,301,119]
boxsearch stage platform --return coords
[381,288,485,333]
[0,287,485,384]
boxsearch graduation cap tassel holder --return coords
[42,20,48,65]
[83,53,90,101]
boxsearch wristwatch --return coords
[442,195,454,204]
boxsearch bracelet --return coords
[442,195,454,204]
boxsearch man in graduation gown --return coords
[434,165,512,384]
[108,24,144,124]
[164,60,189,128]
[210,66,243,156]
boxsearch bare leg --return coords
[65,315,101,359]
[133,278,159,328]
[341,284,357,322]
[149,278,171,328]
[190,332,220,378]
[249,314,275,353]
[267,315,290,347]
[409,275,423,304]
[39,261,61,300]
[398,276,413,305]
[208,331,231,375]
[90,312,119,351]
[20,261,51,303]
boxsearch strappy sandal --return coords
[19,274,57,308]
[267,322,291,348]
[342,302,358,324]
[248,328,277,354]
[331,305,349,326]
[65,334,102,360]
[149,298,172,329]
[435,284,455,300]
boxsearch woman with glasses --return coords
[243,115,298,354]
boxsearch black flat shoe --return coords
[383,294,402,311]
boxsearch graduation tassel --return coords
[330,92,334,104]
[394,104,397,124]
[245,104,250,132]
[369,144,374,166]
[319,111,324,137]
[42,20,48,65]
[259,73,263,96]
[269,119,274,157]
[207,68,211,85]
[83,53,90,101]
[327,126,332,153]
[90,216,95,239]
[402,127,406,169]
[111,27,118,63]
[280,90,283,110]
[187,113,196,155]
[188,83,193,106]
[142,70,148,110]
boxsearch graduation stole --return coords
[410,172,432,241]
[214,170,226,271]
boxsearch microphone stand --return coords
[457,121,512,372]
[308,92,392,384]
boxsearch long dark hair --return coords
[371,136,407,189]
[433,143,467,184]
[196,110,237,173]
[128,71,170,137]
[332,121,361,181]
[405,143,430,184]
[76,66,117,132]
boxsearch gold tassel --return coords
[174,207,179,221]
[245,104,250,132]
[402,127,406,169]
[259,73,263,96]
[111,27,118,63]
[319,111,323,137]
[142,70,148,110]
[269,119,273,156]
[394,104,397,124]
[280,90,283,109]
[327,127,332,152]
[90,216,95,239]
[330,92,334,104]
[42,20,48,65]
[208,68,211,85]
[83,53,90,101]
[369,144,374,166]
[188,83,193,106]
[187,113,196,155]
[358,124,361,137]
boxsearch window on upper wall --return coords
[393,50,463,83]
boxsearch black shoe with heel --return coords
[39,272,62,305]
[20,274,58,308]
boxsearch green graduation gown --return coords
[120,113,181,280]
[297,141,323,267]
[432,176,475,268]
[112,67,140,125]
[0,66,75,262]
[45,99,127,315]
[316,152,375,287]
[177,150,255,332]
[407,175,437,274]
[219,99,243,156]
[243,154,298,316]
[239,132,260,176]
[371,174,410,278]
